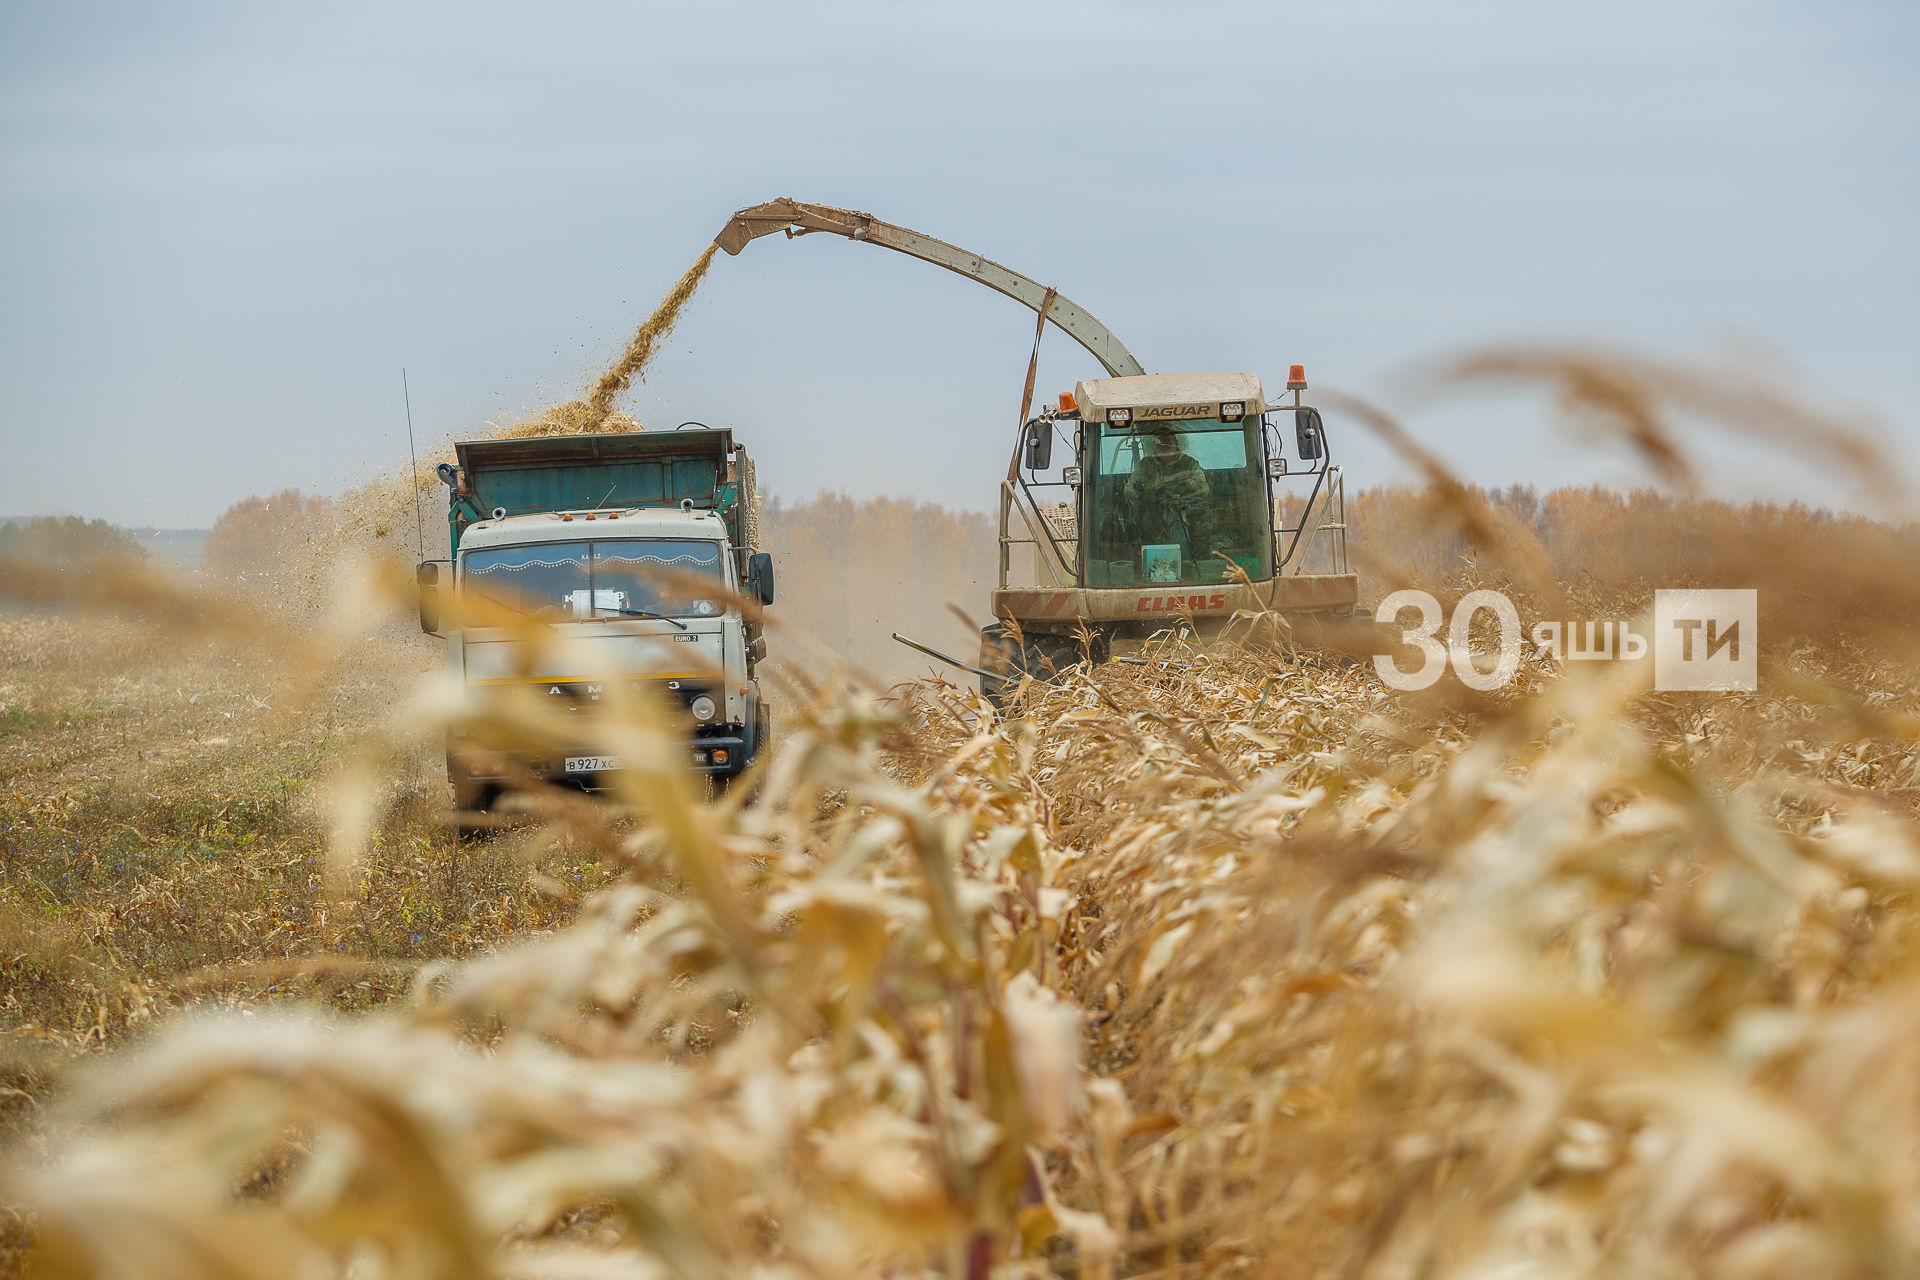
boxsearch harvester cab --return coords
[1029,369,1338,593]
[985,366,1352,699]
[714,198,1356,701]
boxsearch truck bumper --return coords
[448,727,753,798]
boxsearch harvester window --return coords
[1084,418,1270,587]
[461,539,725,621]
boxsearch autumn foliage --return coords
[203,489,336,579]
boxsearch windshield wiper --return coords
[592,605,688,631]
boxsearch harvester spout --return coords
[716,198,868,255]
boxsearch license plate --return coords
[565,756,620,773]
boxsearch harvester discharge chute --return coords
[717,198,1145,380]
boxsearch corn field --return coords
[3,352,1919,1278]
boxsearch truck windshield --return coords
[1082,418,1270,587]
[461,539,726,621]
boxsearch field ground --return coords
[0,614,604,1124]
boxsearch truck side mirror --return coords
[1294,407,1324,461]
[747,552,775,607]
[1022,419,1053,472]
[417,561,443,636]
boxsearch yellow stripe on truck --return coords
[466,672,714,686]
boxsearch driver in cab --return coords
[1128,426,1210,546]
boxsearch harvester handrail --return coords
[1278,461,1331,572]
[999,479,1077,588]
[1280,465,1349,576]
[715,198,1146,380]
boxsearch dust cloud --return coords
[760,493,997,685]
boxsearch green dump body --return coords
[448,429,753,558]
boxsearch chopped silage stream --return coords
[295,242,720,592]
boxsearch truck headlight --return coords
[1106,407,1132,425]
[690,694,717,721]
[1220,401,1246,422]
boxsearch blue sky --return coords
[3,1,1915,526]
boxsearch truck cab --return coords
[419,430,772,811]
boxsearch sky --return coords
[2,0,1915,528]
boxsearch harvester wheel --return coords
[978,624,1108,708]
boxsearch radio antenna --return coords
[403,368,424,561]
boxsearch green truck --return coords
[416,429,773,811]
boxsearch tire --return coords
[978,624,1109,708]
[452,781,498,837]
[715,703,772,801]
[978,623,1027,707]
[733,699,771,771]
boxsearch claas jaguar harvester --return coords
[415,430,774,812]
[715,198,1357,701]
